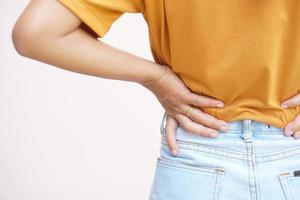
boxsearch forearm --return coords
[20,26,166,85]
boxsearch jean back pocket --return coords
[149,157,225,200]
[278,169,300,200]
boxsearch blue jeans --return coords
[149,111,300,200]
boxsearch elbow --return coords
[11,18,43,58]
[12,22,30,57]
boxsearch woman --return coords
[12,0,300,199]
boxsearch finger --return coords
[175,114,220,138]
[165,115,179,156]
[284,114,300,136]
[281,93,300,108]
[185,92,224,108]
[292,131,300,139]
[284,121,295,136]
[181,104,230,132]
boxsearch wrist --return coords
[139,63,170,88]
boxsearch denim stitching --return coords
[213,170,225,200]
[157,157,222,174]
[213,172,219,200]
[161,138,300,162]
[278,173,294,200]
[161,138,246,159]
[286,174,296,200]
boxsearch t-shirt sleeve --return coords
[57,0,144,38]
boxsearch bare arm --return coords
[12,0,229,156]
[11,0,166,85]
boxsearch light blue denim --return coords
[149,111,300,200]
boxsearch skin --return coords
[11,0,230,142]
[12,1,296,158]
[281,94,300,139]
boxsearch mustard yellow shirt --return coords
[58,0,300,128]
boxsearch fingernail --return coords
[220,126,228,132]
[210,131,219,138]
[216,103,224,108]
[281,104,288,108]
[171,148,178,155]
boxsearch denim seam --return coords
[171,137,300,160]
[286,175,295,200]
[162,139,300,162]
[213,170,224,200]
[169,138,247,155]
[242,120,258,200]
[220,130,283,134]
[162,139,245,159]
[278,173,294,200]
[245,141,259,200]
[213,172,219,200]
[257,148,300,162]
[157,157,222,174]
[252,131,285,134]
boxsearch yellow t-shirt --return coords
[58,0,300,129]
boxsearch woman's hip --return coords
[149,113,300,200]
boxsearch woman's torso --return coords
[144,0,300,128]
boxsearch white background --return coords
[0,1,164,199]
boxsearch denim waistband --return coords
[159,111,285,135]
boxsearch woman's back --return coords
[58,0,300,128]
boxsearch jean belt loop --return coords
[160,110,167,136]
[243,119,252,142]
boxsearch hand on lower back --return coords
[281,93,300,139]
[141,64,230,155]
